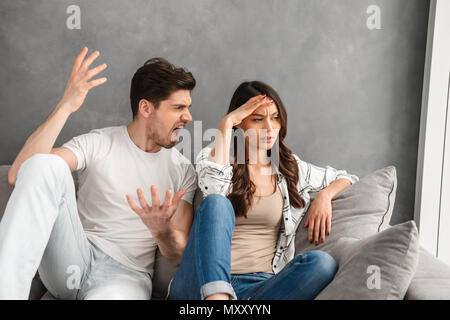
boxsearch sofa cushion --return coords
[151,250,178,299]
[404,246,450,299]
[295,166,397,255]
[315,220,420,299]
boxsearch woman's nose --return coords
[263,119,274,132]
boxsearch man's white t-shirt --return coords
[62,125,197,277]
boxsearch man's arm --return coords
[126,187,194,266]
[8,47,107,185]
[152,200,193,265]
[8,107,74,185]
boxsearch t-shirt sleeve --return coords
[61,129,107,172]
[180,163,198,205]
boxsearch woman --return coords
[168,81,359,300]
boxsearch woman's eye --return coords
[253,118,263,122]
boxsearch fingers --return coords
[71,46,88,75]
[87,62,107,80]
[137,188,150,211]
[150,185,160,208]
[314,218,320,245]
[247,95,272,111]
[162,189,186,207]
[239,95,273,120]
[163,189,173,207]
[88,77,107,89]
[246,94,266,105]
[126,194,144,216]
[326,215,331,236]
[320,218,326,243]
[70,47,107,90]
[172,189,187,207]
[308,219,315,243]
[81,50,101,71]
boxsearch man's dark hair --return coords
[130,57,196,118]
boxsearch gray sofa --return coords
[1,164,450,300]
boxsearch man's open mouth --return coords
[170,125,185,142]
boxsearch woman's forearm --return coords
[208,116,234,165]
[318,178,352,200]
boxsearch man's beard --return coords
[148,127,176,149]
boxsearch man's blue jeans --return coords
[168,194,338,300]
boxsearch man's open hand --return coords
[126,186,186,236]
[58,47,107,114]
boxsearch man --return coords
[0,47,197,300]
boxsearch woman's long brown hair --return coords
[226,81,305,218]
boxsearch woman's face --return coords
[237,98,282,151]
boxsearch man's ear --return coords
[138,99,154,118]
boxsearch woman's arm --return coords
[317,178,352,200]
[295,154,358,245]
[208,95,271,164]
[303,178,352,245]
[196,95,272,197]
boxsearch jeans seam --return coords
[194,205,204,286]
[230,275,238,286]
[61,198,90,269]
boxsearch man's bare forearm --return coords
[8,47,108,185]
[153,229,188,266]
[8,102,71,185]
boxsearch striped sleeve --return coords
[293,154,359,193]
[195,146,234,197]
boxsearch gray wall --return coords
[0,0,429,225]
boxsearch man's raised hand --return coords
[58,47,107,114]
[126,186,187,236]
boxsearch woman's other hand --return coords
[303,191,333,245]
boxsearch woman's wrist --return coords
[220,115,234,129]
[317,189,333,201]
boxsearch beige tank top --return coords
[230,186,284,274]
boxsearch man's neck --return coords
[126,120,162,153]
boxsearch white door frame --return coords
[414,0,450,263]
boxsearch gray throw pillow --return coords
[315,220,419,300]
[295,166,397,256]
[404,246,450,300]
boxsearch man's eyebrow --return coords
[172,103,192,108]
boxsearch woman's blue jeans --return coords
[167,194,338,300]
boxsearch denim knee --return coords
[196,194,235,225]
[303,250,338,281]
